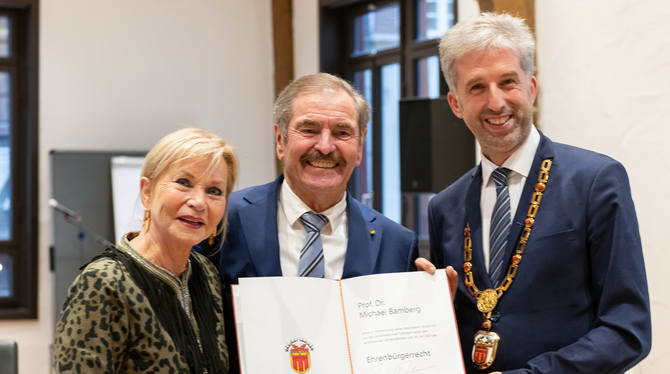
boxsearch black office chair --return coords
[0,340,17,374]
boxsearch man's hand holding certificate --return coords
[233,270,465,373]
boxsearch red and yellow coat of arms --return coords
[285,339,314,373]
[472,330,500,370]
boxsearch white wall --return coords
[0,1,275,373]
[293,0,320,77]
[457,0,480,21]
[536,1,669,372]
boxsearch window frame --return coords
[0,0,38,320]
[403,0,452,97]
[320,0,455,212]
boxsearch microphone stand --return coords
[52,203,115,250]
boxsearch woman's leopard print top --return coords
[54,251,229,374]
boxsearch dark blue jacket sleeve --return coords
[505,161,651,374]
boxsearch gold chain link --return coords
[462,159,552,329]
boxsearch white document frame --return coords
[233,270,465,374]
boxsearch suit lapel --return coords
[239,176,283,277]
[504,132,556,273]
[342,195,381,278]
[465,165,494,290]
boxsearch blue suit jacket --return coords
[429,133,651,373]
[195,175,418,374]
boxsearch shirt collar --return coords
[279,180,348,233]
[481,125,541,186]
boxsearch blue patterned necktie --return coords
[298,212,329,278]
[489,167,511,287]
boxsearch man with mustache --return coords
[198,73,421,374]
[419,13,651,373]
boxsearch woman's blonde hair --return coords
[142,127,239,248]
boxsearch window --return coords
[321,0,455,226]
[416,55,441,98]
[352,2,400,57]
[416,0,454,42]
[0,1,38,319]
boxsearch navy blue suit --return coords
[429,133,651,373]
[195,176,418,374]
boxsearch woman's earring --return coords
[142,209,151,232]
[209,230,216,246]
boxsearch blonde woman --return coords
[54,128,237,374]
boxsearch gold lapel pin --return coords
[370,230,375,235]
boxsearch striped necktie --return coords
[489,167,511,287]
[298,212,329,278]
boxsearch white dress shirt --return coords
[480,126,540,273]
[277,181,348,279]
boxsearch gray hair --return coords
[439,12,535,93]
[273,73,370,140]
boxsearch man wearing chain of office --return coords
[418,12,651,373]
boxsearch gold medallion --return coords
[472,330,500,369]
[476,289,498,313]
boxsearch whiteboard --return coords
[110,156,145,244]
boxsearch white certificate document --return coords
[233,270,465,374]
